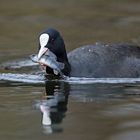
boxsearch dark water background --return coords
[0,0,140,140]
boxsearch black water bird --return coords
[37,28,140,78]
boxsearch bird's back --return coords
[68,43,140,78]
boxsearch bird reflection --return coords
[39,79,70,134]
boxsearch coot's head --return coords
[37,28,71,76]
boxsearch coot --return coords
[37,28,140,78]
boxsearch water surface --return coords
[0,0,140,140]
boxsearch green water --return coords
[0,0,140,140]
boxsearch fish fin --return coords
[53,70,59,75]
[58,62,64,70]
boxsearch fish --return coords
[30,53,65,77]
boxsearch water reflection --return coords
[36,79,69,134]
[1,73,140,139]
[35,78,140,136]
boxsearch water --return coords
[0,0,140,140]
[1,75,140,140]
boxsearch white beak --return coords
[38,46,48,60]
[40,105,52,126]
[38,33,49,59]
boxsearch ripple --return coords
[0,73,44,84]
[1,73,140,85]
[0,58,38,69]
[102,103,140,117]
[64,77,140,84]
[110,130,140,140]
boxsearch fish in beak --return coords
[38,33,49,59]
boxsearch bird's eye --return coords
[48,38,54,43]
[51,38,54,41]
